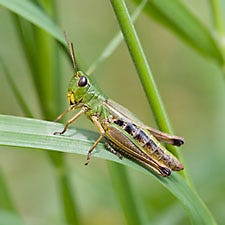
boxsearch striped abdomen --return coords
[114,119,183,171]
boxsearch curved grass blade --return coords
[0,115,217,225]
[0,0,65,45]
[132,0,224,65]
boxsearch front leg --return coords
[54,106,87,135]
[54,105,75,122]
[85,116,105,165]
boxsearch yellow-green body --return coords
[55,71,184,177]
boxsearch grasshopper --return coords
[54,36,184,177]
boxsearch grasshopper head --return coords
[67,71,91,106]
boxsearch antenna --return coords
[64,31,77,73]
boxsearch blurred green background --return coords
[1,0,225,225]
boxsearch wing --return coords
[104,127,172,177]
[105,99,184,146]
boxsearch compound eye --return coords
[78,76,88,87]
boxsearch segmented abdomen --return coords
[114,119,183,171]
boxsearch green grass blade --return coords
[0,167,25,225]
[58,164,81,225]
[0,115,217,225]
[108,163,144,225]
[0,58,33,118]
[11,14,39,91]
[132,0,224,65]
[9,5,61,119]
[33,27,57,119]
[209,0,225,37]
[209,0,225,75]
[110,0,178,156]
[110,0,216,224]
[0,0,65,45]
[0,168,18,210]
